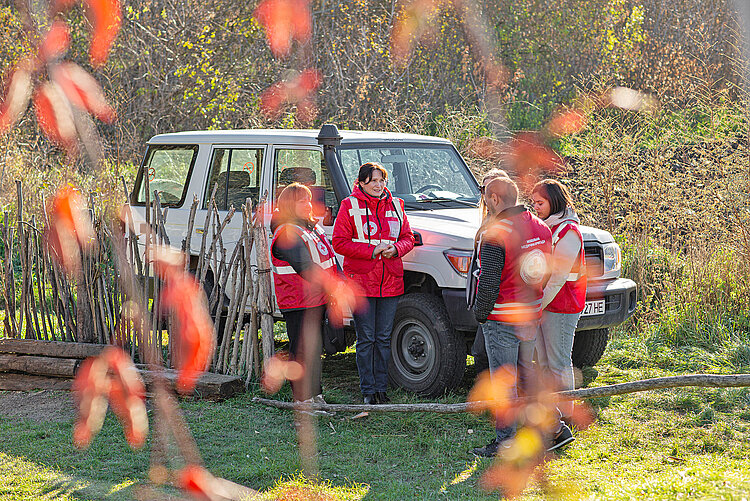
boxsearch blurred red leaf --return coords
[503,132,564,182]
[72,355,110,448]
[0,63,32,135]
[467,366,519,427]
[260,68,321,122]
[50,0,77,11]
[45,185,94,276]
[33,82,78,153]
[546,108,587,137]
[72,347,148,449]
[40,21,71,61]
[103,347,148,448]
[50,0,121,67]
[50,62,116,123]
[178,465,216,501]
[154,253,215,394]
[254,0,311,57]
[261,352,304,394]
[480,459,541,498]
[87,0,122,67]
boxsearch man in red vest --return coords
[470,177,557,457]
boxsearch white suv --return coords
[129,124,637,396]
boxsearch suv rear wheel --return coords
[572,328,609,368]
[388,293,466,397]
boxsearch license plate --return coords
[581,300,605,317]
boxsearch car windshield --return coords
[338,144,480,209]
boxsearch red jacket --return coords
[545,220,587,313]
[480,210,552,323]
[272,223,337,310]
[332,185,415,297]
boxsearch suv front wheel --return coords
[571,328,609,368]
[388,293,466,397]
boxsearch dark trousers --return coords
[282,305,324,399]
[353,296,400,395]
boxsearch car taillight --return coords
[443,249,472,276]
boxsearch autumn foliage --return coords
[45,185,94,276]
[72,346,148,449]
[152,248,215,394]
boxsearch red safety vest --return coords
[479,210,552,323]
[545,221,587,314]
[272,223,336,310]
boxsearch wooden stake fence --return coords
[1,181,272,380]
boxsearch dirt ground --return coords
[0,390,75,423]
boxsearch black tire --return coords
[571,328,609,368]
[388,293,466,397]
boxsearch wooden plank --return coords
[0,373,73,391]
[0,339,107,359]
[0,354,80,377]
[140,369,245,401]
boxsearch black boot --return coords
[375,391,390,404]
[363,394,376,405]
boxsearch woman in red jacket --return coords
[332,162,415,404]
[271,182,340,407]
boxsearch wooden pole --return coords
[16,181,29,339]
[253,200,274,362]
[253,374,750,414]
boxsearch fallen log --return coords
[252,374,750,414]
[0,354,80,378]
[0,373,73,391]
[140,369,245,401]
[0,339,107,359]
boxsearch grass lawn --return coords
[1,333,750,500]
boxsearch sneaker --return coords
[547,423,575,452]
[471,438,509,458]
[375,391,390,404]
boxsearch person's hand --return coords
[381,244,397,259]
[372,242,389,258]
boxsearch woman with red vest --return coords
[271,182,340,406]
[332,162,415,405]
[530,179,587,422]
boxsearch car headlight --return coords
[443,249,473,276]
[602,242,621,275]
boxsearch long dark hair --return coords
[531,179,575,216]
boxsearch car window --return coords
[204,148,263,210]
[136,145,198,206]
[274,148,336,213]
[338,145,479,205]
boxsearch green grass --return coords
[1,332,750,500]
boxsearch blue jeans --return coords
[481,320,537,441]
[536,310,582,418]
[354,296,400,395]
